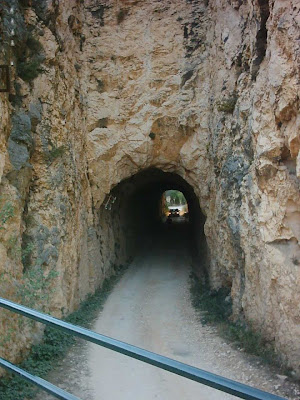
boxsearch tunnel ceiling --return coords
[110,168,201,204]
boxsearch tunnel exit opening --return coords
[98,168,208,278]
[161,190,189,223]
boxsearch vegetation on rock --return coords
[17,34,44,82]
[44,145,66,164]
[0,266,127,400]
[0,200,14,229]
[216,95,237,113]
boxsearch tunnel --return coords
[98,168,209,277]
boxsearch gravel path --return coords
[35,223,300,400]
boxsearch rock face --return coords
[0,0,299,375]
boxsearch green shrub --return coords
[216,95,237,113]
[17,34,44,82]
[17,58,44,82]
[21,240,34,270]
[26,36,43,54]
[48,145,65,160]
[44,145,66,164]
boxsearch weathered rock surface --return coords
[0,0,299,376]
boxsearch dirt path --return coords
[36,223,299,400]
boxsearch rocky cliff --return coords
[0,0,299,375]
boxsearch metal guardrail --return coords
[0,358,79,400]
[0,297,288,400]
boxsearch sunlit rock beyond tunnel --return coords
[0,0,299,386]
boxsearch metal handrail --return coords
[0,358,79,400]
[0,297,287,400]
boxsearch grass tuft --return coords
[190,272,232,324]
[17,58,44,82]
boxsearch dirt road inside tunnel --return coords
[35,222,299,400]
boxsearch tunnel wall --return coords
[0,0,299,374]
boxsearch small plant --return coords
[7,236,20,259]
[17,266,59,310]
[48,145,65,160]
[22,241,34,269]
[216,95,237,113]
[0,201,14,229]
[6,236,34,265]
[44,145,66,164]
[190,272,232,324]
[26,35,44,54]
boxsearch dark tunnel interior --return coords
[100,168,208,276]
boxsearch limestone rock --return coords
[0,0,299,376]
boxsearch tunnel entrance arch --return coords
[98,168,209,278]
